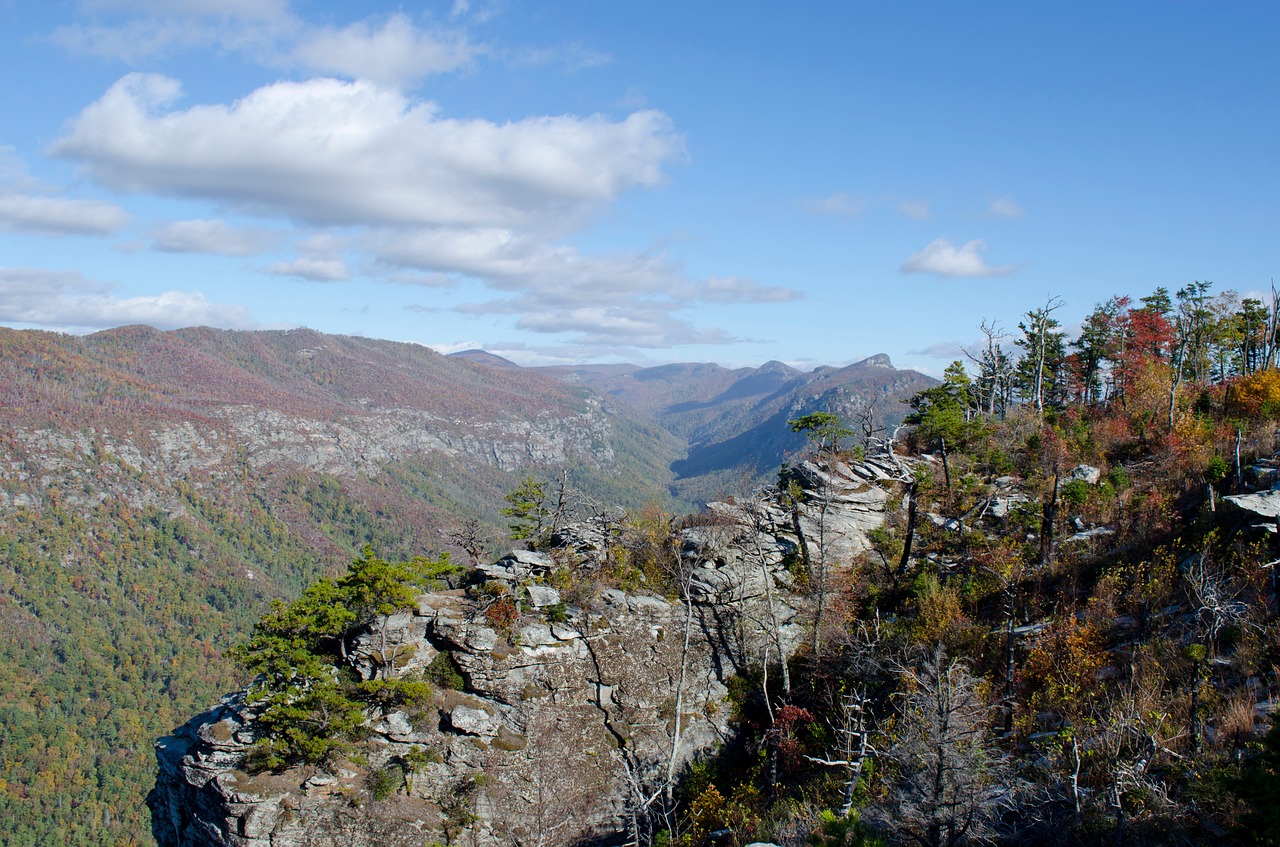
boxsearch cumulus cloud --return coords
[150,218,282,255]
[987,196,1024,219]
[53,74,683,230]
[263,256,350,282]
[900,238,1016,278]
[291,14,478,87]
[0,267,258,330]
[0,192,129,236]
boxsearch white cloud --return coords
[388,271,459,288]
[291,14,478,87]
[505,304,734,348]
[906,340,968,359]
[803,192,864,217]
[0,267,258,330]
[900,238,1016,278]
[0,192,129,236]
[374,227,678,301]
[897,199,931,220]
[54,20,217,62]
[506,43,612,71]
[53,74,683,230]
[0,148,129,236]
[263,256,350,282]
[151,218,281,255]
[987,196,1024,219]
[695,276,803,304]
[54,0,293,62]
[78,0,290,20]
[374,226,799,348]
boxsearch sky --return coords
[0,2,1277,374]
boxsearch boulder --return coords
[525,584,561,608]
[1224,490,1280,521]
[1067,464,1102,485]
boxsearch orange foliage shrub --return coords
[1163,411,1214,478]
[1229,369,1280,420]
[1021,617,1106,727]
[1122,360,1172,441]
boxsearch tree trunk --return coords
[899,481,919,586]
[1039,467,1059,570]
[939,437,951,491]
[788,496,811,575]
[664,589,695,807]
[1003,591,1016,735]
[1235,428,1243,489]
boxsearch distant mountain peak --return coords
[757,359,800,376]
[854,353,893,368]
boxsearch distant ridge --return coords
[446,348,522,369]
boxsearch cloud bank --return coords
[0,267,258,330]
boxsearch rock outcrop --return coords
[150,457,907,847]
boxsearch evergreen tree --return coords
[1015,297,1067,413]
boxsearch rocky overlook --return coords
[149,457,909,847]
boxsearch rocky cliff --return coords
[149,457,909,846]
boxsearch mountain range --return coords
[0,325,933,845]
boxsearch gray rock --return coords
[1225,490,1280,520]
[1067,464,1102,485]
[525,584,561,608]
[989,494,1031,519]
[450,705,501,737]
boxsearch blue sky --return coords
[1,2,1277,373]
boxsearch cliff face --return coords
[151,562,780,846]
[150,458,908,847]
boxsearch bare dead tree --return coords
[851,397,885,454]
[1264,281,1280,370]
[805,688,874,817]
[740,488,793,702]
[485,710,610,847]
[872,646,1013,847]
[550,466,571,538]
[447,517,487,568]
[1183,549,1253,752]
[966,319,1013,418]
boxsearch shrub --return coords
[1230,369,1280,420]
[1060,478,1091,507]
[426,651,465,690]
[366,763,403,801]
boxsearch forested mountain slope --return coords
[0,325,683,846]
